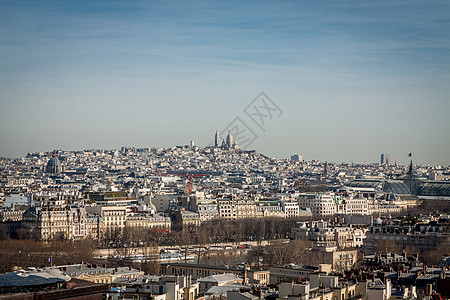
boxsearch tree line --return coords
[0,239,95,273]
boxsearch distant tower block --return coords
[214,130,220,147]
[291,154,302,162]
[381,153,391,165]
[190,140,195,148]
[323,161,328,177]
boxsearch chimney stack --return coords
[426,283,432,296]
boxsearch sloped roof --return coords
[205,284,244,295]
[383,181,411,195]
[0,269,70,287]
[198,273,242,283]
[419,181,450,197]
[347,180,383,189]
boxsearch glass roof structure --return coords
[383,181,411,195]
[347,180,383,189]
[418,181,450,197]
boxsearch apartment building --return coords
[291,220,365,251]
[217,199,236,219]
[298,193,336,217]
[22,206,73,240]
[194,199,219,221]
[235,198,257,219]
[86,205,127,233]
[364,217,450,252]
[280,200,300,218]
[255,200,285,218]
[21,206,102,240]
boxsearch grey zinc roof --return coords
[0,269,70,287]
[416,274,439,280]
[53,264,142,277]
[205,284,244,295]
[198,273,242,283]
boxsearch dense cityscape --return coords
[0,131,449,299]
[1,0,449,299]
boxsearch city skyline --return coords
[1,1,449,165]
[2,141,441,167]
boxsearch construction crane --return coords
[148,171,206,194]
[185,174,206,194]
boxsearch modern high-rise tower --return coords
[323,161,328,177]
[380,153,391,165]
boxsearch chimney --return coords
[128,266,132,271]
[426,283,432,296]
[423,264,427,273]
[380,272,386,283]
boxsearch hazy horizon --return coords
[0,142,443,167]
[1,1,449,165]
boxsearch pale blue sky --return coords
[1,1,449,165]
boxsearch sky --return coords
[0,0,449,165]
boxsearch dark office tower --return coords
[381,153,391,165]
[386,154,391,165]
[323,161,328,177]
